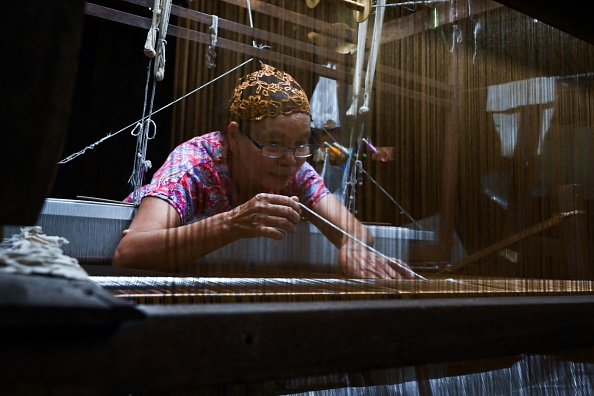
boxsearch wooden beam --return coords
[3,284,594,393]
[381,0,503,44]
[86,1,450,104]
[85,2,352,82]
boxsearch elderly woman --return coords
[113,64,413,279]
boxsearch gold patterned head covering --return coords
[229,64,311,123]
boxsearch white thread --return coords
[297,202,427,280]
[207,15,219,68]
[472,19,481,64]
[143,0,161,58]
[356,163,422,230]
[154,0,172,81]
[346,18,368,122]
[450,24,461,53]
[59,59,254,165]
[130,59,158,205]
[360,0,386,116]
[246,0,258,48]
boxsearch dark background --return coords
[51,4,176,201]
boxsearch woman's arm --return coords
[113,194,302,272]
[306,194,414,279]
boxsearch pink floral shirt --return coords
[124,131,330,225]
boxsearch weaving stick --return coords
[298,202,427,280]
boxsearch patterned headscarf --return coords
[229,63,311,122]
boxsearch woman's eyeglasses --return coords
[244,132,319,159]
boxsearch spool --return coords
[305,0,371,23]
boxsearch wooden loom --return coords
[2,0,594,394]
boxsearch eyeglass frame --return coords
[239,122,319,159]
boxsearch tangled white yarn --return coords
[0,226,88,280]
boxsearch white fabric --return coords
[486,77,556,111]
[310,64,340,129]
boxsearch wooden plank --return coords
[3,295,594,393]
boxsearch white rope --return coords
[341,17,368,208]
[129,58,157,205]
[298,203,427,280]
[154,0,172,81]
[359,0,386,116]
[246,0,258,48]
[143,0,161,58]
[58,59,254,164]
[207,15,219,68]
[344,1,387,212]
[450,24,461,52]
[346,18,368,122]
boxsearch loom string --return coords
[356,164,423,230]
[207,14,218,68]
[130,57,157,205]
[58,59,254,164]
[342,14,368,209]
[143,0,161,58]
[346,0,386,213]
[154,0,172,81]
[131,0,172,205]
[298,202,427,280]
[59,0,266,165]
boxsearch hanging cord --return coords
[143,0,171,80]
[359,0,385,116]
[143,0,161,58]
[345,0,386,212]
[246,0,258,48]
[245,0,269,50]
[359,138,416,224]
[207,15,219,68]
[154,0,172,81]
[341,18,368,207]
[356,162,423,230]
[130,0,171,204]
[59,59,254,164]
[449,24,461,52]
[467,0,480,64]
[129,58,158,205]
[345,18,368,123]
[297,202,427,280]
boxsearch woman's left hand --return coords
[337,240,416,279]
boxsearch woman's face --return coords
[230,113,312,192]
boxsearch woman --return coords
[113,64,413,279]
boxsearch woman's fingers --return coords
[230,194,302,239]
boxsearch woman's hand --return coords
[227,193,302,240]
[337,240,415,279]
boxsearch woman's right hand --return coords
[227,193,302,240]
